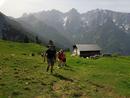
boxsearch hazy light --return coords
[1,0,130,18]
[0,0,6,8]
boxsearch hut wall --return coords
[80,51,100,57]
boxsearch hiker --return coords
[45,41,56,73]
[57,49,66,67]
[41,51,46,62]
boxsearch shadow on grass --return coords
[65,65,73,68]
[60,65,75,72]
[53,73,73,82]
[63,67,75,72]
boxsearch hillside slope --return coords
[0,12,35,43]
[0,40,130,98]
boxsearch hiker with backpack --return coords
[45,40,56,73]
[57,49,66,67]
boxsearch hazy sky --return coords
[0,0,130,18]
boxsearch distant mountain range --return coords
[0,9,130,55]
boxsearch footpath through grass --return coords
[0,40,130,98]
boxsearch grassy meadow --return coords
[0,40,130,98]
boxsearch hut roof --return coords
[76,44,101,51]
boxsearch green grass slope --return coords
[0,40,130,98]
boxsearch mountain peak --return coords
[66,8,80,17]
[69,8,79,13]
[50,9,61,12]
[22,13,28,17]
